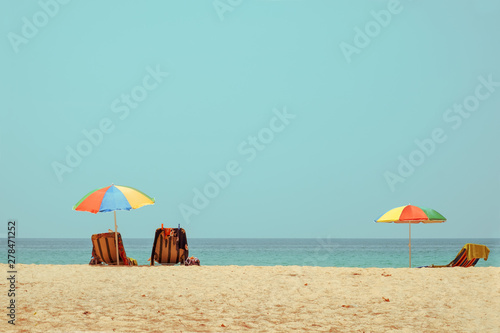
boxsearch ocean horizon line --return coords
[6,236,500,240]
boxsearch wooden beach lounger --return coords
[150,227,189,265]
[90,232,138,266]
[429,243,490,268]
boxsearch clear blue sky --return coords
[1,0,499,239]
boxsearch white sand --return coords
[1,264,499,332]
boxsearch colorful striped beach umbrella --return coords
[73,184,155,265]
[375,205,446,267]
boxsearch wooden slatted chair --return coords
[90,232,137,266]
[150,227,188,265]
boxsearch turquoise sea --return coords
[2,238,498,268]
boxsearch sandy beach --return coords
[1,264,499,332]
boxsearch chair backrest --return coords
[448,248,479,267]
[448,243,490,267]
[150,227,188,265]
[91,232,130,265]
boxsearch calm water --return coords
[2,238,498,268]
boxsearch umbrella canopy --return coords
[375,205,446,224]
[375,205,446,267]
[73,184,155,265]
[73,184,155,213]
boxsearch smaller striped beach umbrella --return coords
[73,184,155,265]
[375,205,446,267]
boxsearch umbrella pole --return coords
[114,211,119,266]
[409,223,411,268]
